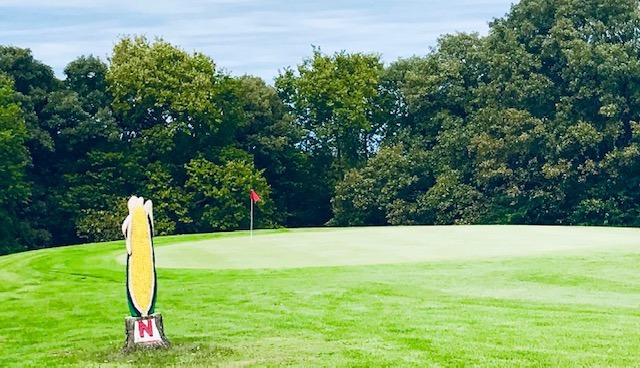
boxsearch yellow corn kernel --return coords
[128,205,154,316]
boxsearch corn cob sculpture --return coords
[121,196,157,318]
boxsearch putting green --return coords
[136,225,640,270]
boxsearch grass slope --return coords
[1,226,639,367]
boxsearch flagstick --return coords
[250,196,254,241]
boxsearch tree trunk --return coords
[123,313,170,352]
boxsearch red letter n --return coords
[138,319,154,338]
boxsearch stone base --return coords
[123,313,170,352]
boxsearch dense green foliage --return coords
[0,74,30,254]
[1,0,640,253]
[331,0,640,227]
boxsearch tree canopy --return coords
[0,74,30,254]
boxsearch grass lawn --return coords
[1,225,640,367]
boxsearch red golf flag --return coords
[250,189,260,203]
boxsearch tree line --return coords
[2,0,640,255]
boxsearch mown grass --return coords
[1,227,640,367]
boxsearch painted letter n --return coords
[138,319,154,338]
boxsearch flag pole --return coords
[249,189,260,242]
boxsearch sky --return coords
[0,0,517,83]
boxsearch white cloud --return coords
[0,0,517,82]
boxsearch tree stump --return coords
[123,313,170,352]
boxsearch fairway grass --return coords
[1,225,640,366]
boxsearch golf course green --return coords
[150,225,640,269]
[1,225,639,366]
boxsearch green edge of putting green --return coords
[143,225,640,270]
